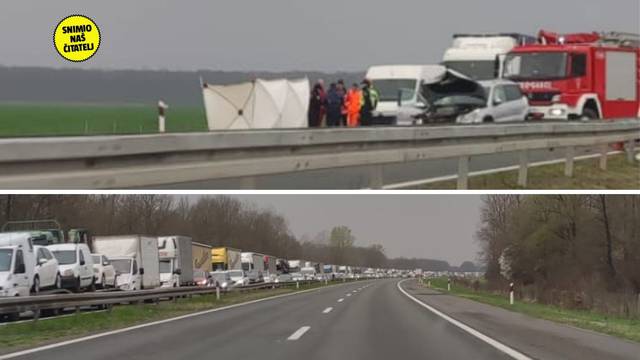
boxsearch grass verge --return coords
[421,154,640,189]
[0,103,207,137]
[0,280,341,353]
[425,278,640,343]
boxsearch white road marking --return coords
[397,280,532,360]
[0,284,347,360]
[322,307,333,314]
[352,290,357,293]
[346,293,352,297]
[337,298,344,302]
[287,326,311,340]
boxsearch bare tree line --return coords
[476,195,640,317]
[0,195,393,268]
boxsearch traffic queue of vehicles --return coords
[0,222,403,306]
[369,30,639,125]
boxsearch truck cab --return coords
[110,256,140,291]
[504,30,640,120]
[443,33,536,81]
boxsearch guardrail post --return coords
[599,144,608,171]
[565,146,575,178]
[158,100,168,133]
[216,286,221,301]
[457,156,470,190]
[447,278,451,292]
[296,281,299,289]
[509,283,515,305]
[625,140,636,164]
[517,150,529,188]
[368,165,384,189]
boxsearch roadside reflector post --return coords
[158,100,169,133]
[509,283,515,305]
[216,286,221,301]
[517,150,528,188]
[447,278,451,292]
[625,140,636,164]
[296,281,299,289]
[428,280,431,288]
[599,143,608,171]
[457,156,470,190]
[565,146,575,177]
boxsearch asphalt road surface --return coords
[155,146,602,189]
[4,279,638,360]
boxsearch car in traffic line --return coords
[227,269,249,287]
[34,245,61,291]
[48,243,95,292]
[209,271,232,291]
[92,254,116,289]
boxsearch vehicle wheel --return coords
[579,108,598,121]
[89,277,96,292]
[482,116,494,123]
[100,275,106,290]
[7,312,20,322]
[31,276,40,295]
[54,273,62,289]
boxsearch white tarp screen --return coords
[203,78,310,130]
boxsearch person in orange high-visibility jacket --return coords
[344,83,362,127]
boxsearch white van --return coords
[0,232,36,297]
[366,65,441,126]
[34,245,61,291]
[48,243,95,292]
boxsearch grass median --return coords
[424,278,640,343]
[421,154,640,190]
[0,280,345,354]
[0,103,207,137]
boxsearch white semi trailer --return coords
[157,236,194,288]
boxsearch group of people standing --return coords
[308,79,379,128]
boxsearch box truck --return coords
[262,254,278,283]
[241,252,265,283]
[92,235,160,290]
[157,236,194,288]
[192,242,213,273]
[211,247,242,271]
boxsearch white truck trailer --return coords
[157,236,194,288]
[92,235,160,290]
[241,252,265,283]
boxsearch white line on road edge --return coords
[287,326,311,340]
[397,280,532,360]
[383,150,624,190]
[337,298,344,302]
[0,284,351,360]
[346,293,351,297]
[322,307,333,314]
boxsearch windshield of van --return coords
[444,61,496,81]
[0,249,12,272]
[111,259,132,275]
[503,52,568,80]
[52,250,77,265]
[241,263,251,271]
[159,260,172,274]
[371,79,417,102]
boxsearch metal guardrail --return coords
[0,279,357,318]
[0,120,638,189]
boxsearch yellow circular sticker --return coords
[53,15,100,62]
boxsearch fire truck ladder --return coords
[599,32,640,47]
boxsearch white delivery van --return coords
[442,33,536,81]
[0,232,37,297]
[48,243,95,292]
[92,235,160,291]
[157,236,194,288]
[366,65,436,126]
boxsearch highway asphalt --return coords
[156,146,602,189]
[4,279,637,360]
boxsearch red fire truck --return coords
[503,30,639,121]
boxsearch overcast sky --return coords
[228,195,483,266]
[2,1,638,72]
